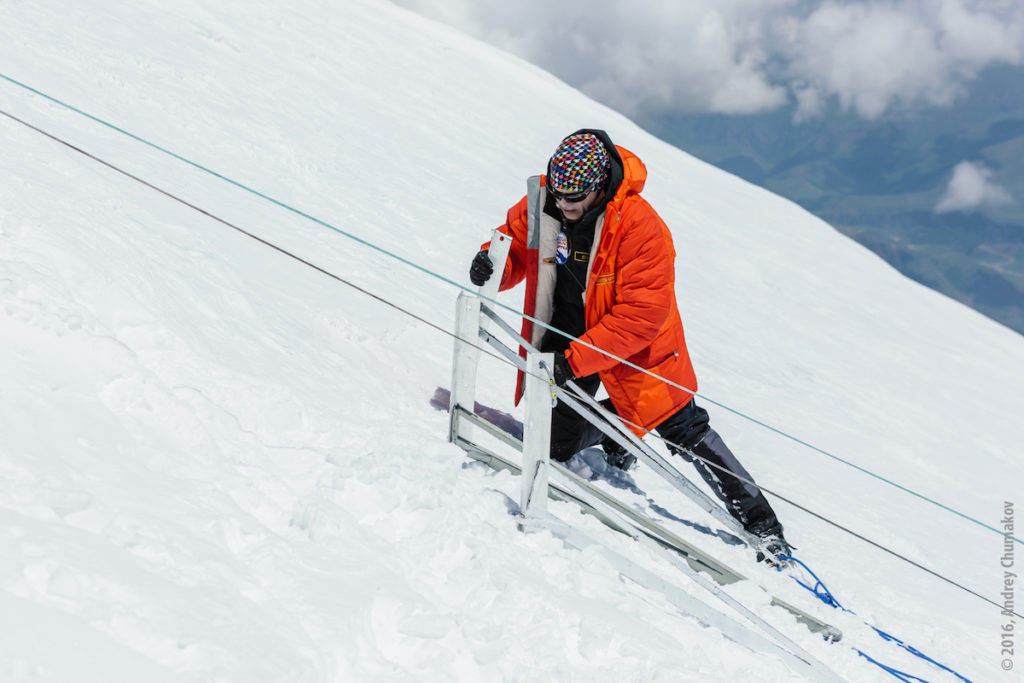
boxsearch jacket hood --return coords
[611,144,647,203]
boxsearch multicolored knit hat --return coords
[548,133,609,194]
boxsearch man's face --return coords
[554,189,604,222]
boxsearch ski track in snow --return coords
[1,0,1022,680]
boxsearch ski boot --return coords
[602,439,637,472]
[749,519,794,567]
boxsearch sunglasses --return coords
[549,181,600,204]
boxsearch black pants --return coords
[549,376,780,534]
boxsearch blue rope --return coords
[778,557,974,683]
[778,555,844,609]
[856,650,934,683]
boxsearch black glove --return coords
[469,250,494,286]
[552,352,575,387]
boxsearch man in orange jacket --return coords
[469,129,790,560]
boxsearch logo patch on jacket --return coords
[556,231,569,265]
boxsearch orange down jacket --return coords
[486,142,698,435]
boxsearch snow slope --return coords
[1,0,1021,680]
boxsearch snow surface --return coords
[1,0,1022,680]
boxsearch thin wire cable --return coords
[639,424,1020,616]
[3,106,1012,618]
[1,73,1014,547]
[0,108,516,376]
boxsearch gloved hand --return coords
[469,250,494,286]
[552,352,575,387]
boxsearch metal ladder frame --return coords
[447,230,845,681]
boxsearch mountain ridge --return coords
[647,64,1024,335]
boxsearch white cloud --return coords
[389,0,1024,121]
[935,161,1013,213]
[786,0,1024,119]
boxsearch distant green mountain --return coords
[648,65,1024,336]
